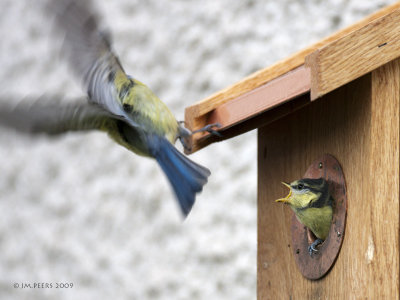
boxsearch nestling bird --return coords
[0,0,220,217]
[276,178,333,255]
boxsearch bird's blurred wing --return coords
[0,96,118,135]
[47,0,126,117]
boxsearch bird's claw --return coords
[192,123,222,137]
[179,136,192,152]
[308,239,323,256]
[177,122,222,152]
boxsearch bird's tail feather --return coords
[150,136,210,217]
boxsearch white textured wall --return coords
[0,0,395,299]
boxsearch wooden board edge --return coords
[305,6,400,99]
[185,67,311,154]
[186,2,400,117]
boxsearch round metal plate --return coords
[291,154,347,280]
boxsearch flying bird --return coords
[0,0,220,217]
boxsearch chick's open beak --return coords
[275,182,292,203]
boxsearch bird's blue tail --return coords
[148,135,211,217]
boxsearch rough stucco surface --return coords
[0,0,395,299]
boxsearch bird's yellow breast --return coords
[293,205,333,240]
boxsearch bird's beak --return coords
[276,182,292,203]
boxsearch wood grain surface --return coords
[185,66,311,153]
[306,6,400,100]
[257,59,400,298]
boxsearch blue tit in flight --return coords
[0,0,220,217]
[276,178,333,255]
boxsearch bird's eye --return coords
[123,103,133,113]
[297,183,304,190]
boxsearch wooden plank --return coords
[186,1,400,119]
[185,2,400,153]
[185,66,311,153]
[306,7,400,100]
[258,60,400,298]
[189,93,310,154]
[207,66,310,130]
[369,59,400,295]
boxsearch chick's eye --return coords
[297,183,304,190]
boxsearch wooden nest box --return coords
[185,3,400,299]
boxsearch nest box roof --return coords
[184,2,400,154]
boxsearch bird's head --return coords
[276,178,327,210]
